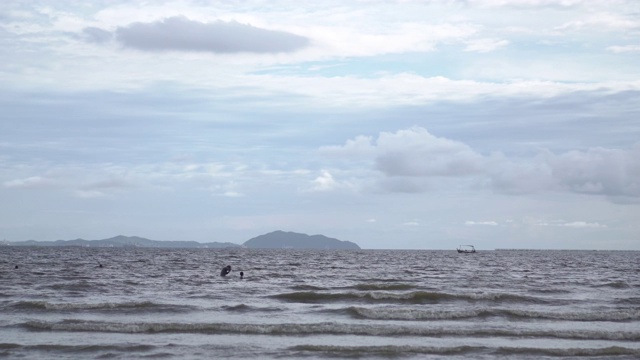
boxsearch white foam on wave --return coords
[273,290,550,305]
[290,344,640,357]
[505,309,640,321]
[23,320,640,341]
[349,306,481,320]
[12,300,192,312]
[346,306,640,322]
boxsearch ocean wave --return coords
[0,342,155,353]
[221,304,284,313]
[290,345,640,358]
[351,283,417,291]
[616,297,640,305]
[44,282,96,291]
[502,308,640,322]
[345,306,482,320]
[8,300,194,313]
[593,280,631,289]
[495,345,640,357]
[290,344,477,356]
[344,307,640,322]
[271,290,548,304]
[22,320,640,341]
[289,285,327,291]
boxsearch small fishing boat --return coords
[457,245,476,253]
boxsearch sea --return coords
[1,247,639,359]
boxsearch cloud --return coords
[465,221,499,226]
[377,177,432,193]
[545,145,640,198]
[3,176,52,189]
[554,12,640,32]
[82,27,112,44]
[486,153,556,194]
[311,170,337,191]
[306,169,362,193]
[483,144,640,200]
[467,0,591,8]
[537,220,607,228]
[210,181,245,197]
[82,178,136,191]
[464,38,509,53]
[320,135,375,159]
[73,178,137,198]
[74,190,107,199]
[324,127,640,201]
[374,127,485,177]
[562,221,606,228]
[309,170,342,192]
[607,45,640,53]
[113,16,309,53]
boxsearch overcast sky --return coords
[1,0,639,249]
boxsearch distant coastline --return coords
[2,231,361,250]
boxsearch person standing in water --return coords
[240,271,244,280]
[220,265,231,276]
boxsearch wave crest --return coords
[9,300,193,313]
[271,290,547,304]
[291,345,640,357]
[344,307,640,322]
[22,320,640,341]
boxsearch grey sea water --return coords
[1,247,639,359]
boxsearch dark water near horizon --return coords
[1,248,639,359]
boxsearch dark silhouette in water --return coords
[15,265,18,269]
[220,265,231,276]
[240,271,244,279]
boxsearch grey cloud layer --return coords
[101,16,309,53]
[82,27,112,44]
[323,127,640,202]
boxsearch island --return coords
[243,230,360,249]
[3,231,361,250]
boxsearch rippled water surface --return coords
[1,247,639,359]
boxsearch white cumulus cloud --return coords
[374,127,485,177]
[323,127,640,202]
[464,38,509,53]
[465,221,499,226]
[607,45,640,53]
[3,176,52,188]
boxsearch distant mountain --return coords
[243,230,360,249]
[5,235,240,248]
[4,231,362,250]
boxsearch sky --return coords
[1,0,639,250]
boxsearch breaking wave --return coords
[593,281,631,289]
[0,343,156,358]
[290,345,640,358]
[351,283,417,291]
[271,290,550,304]
[221,304,284,313]
[0,343,155,353]
[22,320,640,341]
[7,300,194,313]
[344,306,640,322]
